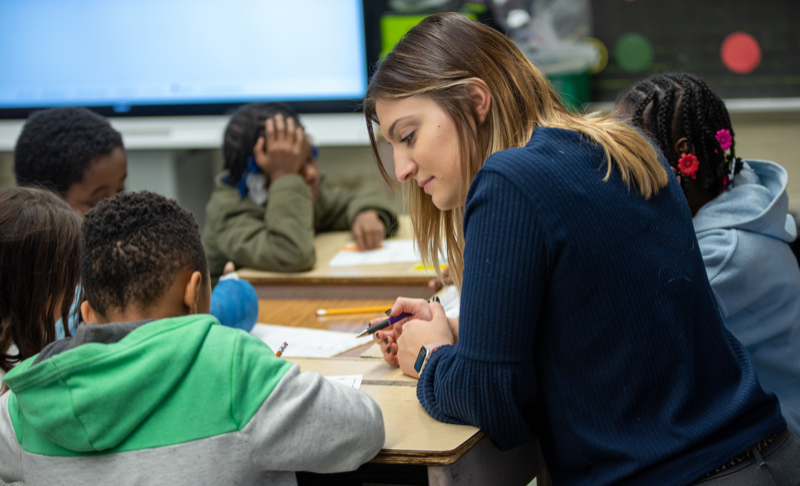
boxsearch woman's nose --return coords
[394,152,417,183]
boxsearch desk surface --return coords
[261,290,480,466]
[239,215,439,288]
[287,357,482,466]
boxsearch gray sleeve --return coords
[0,393,24,484]
[240,365,385,474]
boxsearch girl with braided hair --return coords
[617,72,800,437]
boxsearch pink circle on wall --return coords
[721,32,761,74]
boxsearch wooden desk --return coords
[239,215,439,300]
[287,357,479,465]
[287,357,547,485]
[258,289,549,484]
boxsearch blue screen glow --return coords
[0,0,367,108]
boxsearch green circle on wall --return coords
[615,33,653,73]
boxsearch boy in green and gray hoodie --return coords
[0,191,384,485]
[203,103,397,279]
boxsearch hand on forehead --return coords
[252,113,316,183]
[261,114,315,156]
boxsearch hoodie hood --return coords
[3,315,217,453]
[693,160,796,242]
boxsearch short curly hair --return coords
[14,107,123,196]
[81,191,209,318]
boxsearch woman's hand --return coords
[427,266,452,290]
[372,297,434,367]
[396,302,454,378]
[252,114,308,181]
[351,210,386,251]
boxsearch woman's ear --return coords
[467,78,492,125]
[81,301,98,323]
[183,271,203,314]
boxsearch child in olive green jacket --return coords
[203,103,397,279]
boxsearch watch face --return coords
[414,347,428,373]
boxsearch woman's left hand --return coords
[351,210,386,251]
[396,301,455,378]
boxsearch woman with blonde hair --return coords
[365,13,798,486]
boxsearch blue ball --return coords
[210,279,259,332]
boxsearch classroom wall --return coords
[1,115,798,217]
[729,112,800,214]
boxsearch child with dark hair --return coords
[0,191,384,485]
[14,107,127,215]
[13,107,128,339]
[14,106,258,333]
[0,187,82,385]
[203,102,397,278]
[617,72,800,434]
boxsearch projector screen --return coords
[0,0,368,117]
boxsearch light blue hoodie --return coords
[693,159,800,435]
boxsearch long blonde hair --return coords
[364,13,667,290]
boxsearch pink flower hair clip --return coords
[716,129,732,151]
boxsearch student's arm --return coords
[416,170,546,451]
[232,333,384,473]
[0,393,24,483]
[314,183,398,245]
[214,175,316,273]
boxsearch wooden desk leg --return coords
[427,437,550,486]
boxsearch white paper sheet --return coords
[439,285,461,319]
[250,324,373,358]
[324,375,363,389]
[328,239,422,267]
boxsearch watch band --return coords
[414,341,452,376]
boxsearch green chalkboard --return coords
[589,0,800,101]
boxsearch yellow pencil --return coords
[316,306,390,316]
[341,243,384,251]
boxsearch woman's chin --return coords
[430,193,458,211]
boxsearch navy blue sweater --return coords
[418,127,785,486]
